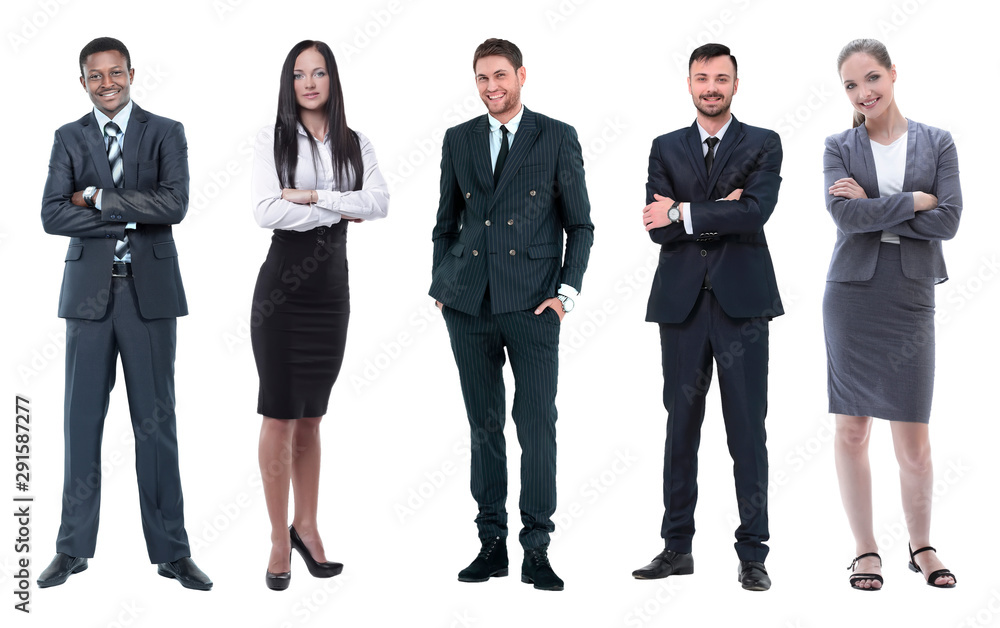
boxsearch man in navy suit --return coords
[37,37,210,590]
[430,38,594,591]
[632,43,782,591]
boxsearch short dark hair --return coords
[688,43,737,77]
[473,38,522,71]
[79,37,131,77]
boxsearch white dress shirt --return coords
[488,105,524,170]
[252,124,389,231]
[93,100,137,260]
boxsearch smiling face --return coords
[293,47,330,112]
[79,50,133,118]
[475,55,525,123]
[839,52,895,121]
[687,55,738,120]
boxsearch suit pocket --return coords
[65,244,83,261]
[449,242,466,257]
[153,240,179,259]
[527,243,561,259]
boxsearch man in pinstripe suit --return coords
[430,38,594,591]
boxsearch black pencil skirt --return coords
[251,222,350,420]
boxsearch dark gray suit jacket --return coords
[823,119,961,283]
[41,104,189,320]
[429,107,594,316]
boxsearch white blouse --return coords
[252,124,389,231]
[870,132,907,245]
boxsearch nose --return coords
[305,73,315,88]
[101,74,115,89]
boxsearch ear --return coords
[890,64,896,83]
[687,76,692,95]
[128,68,135,84]
[79,75,86,90]
[517,65,526,86]
[733,76,739,95]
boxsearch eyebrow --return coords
[692,72,731,79]
[476,69,508,79]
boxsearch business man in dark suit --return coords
[430,38,593,591]
[632,44,782,591]
[37,37,210,590]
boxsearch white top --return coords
[252,124,389,231]
[870,132,908,245]
[487,105,524,170]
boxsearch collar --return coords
[488,104,524,135]
[297,122,329,143]
[93,99,134,135]
[696,113,734,145]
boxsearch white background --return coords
[2,0,997,626]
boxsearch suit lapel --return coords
[470,115,493,193]
[706,116,745,193]
[855,123,880,198]
[122,104,148,189]
[81,112,116,189]
[491,107,539,207]
[683,122,709,191]
[900,117,916,192]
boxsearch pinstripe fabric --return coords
[431,107,593,550]
[430,107,594,316]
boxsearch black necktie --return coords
[493,124,509,188]
[106,122,129,260]
[704,136,719,176]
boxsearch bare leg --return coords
[290,416,328,562]
[889,421,954,586]
[259,417,296,572]
[834,414,881,589]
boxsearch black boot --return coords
[458,537,508,582]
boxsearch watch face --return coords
[668,207,680,222]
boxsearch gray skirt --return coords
[823,242,935,423]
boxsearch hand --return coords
[828,177,868,199]
[913,191,939,212]
[348,218,364,223]
[643,194,677,231]
[281,188,315,204]
[534,297,565,322]
[435,300,443,311]
[724,188,743,201]
[70,190,95,208]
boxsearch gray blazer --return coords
[823,119,961,283]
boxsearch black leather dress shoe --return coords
[266,570,291,591]
[37,553,88,588]
[458,536,508,582]
[632,549,694,579]
[521,547,564,591]
[157,556,213,591]
[738,560,771,591]
[290,525,343,578]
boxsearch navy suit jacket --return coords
[41,104,189,320]
[645,116,783,323]
[823,119,961,283]
[430,107,594,316]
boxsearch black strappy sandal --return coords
[848,552,884,591]
[908,544,957,588]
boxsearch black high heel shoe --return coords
[266,552,291,591]
[290,525,343,578]
[908,544,957,588]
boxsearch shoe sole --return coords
[521,575,564,591]
[37,563,88,588]
[632,565,694,580]
[458,568,508,583]
[157,567,213,591]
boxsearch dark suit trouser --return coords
[441,297,560,550]
[57,277,190,563]
[658,288,770,563]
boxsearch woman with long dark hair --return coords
[250,39,388,590]
[823,38,960,590]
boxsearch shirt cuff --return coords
[683,202,694,235]
[95,190,102,210]
[558,284,579,298]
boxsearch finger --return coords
[653,193,666,201]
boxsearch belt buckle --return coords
[112,261,128,277]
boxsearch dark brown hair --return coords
[837,38,893,128]
[473,38,523,71]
